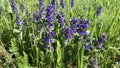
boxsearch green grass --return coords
[0,0,120,68]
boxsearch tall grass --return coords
[0,0,120,68]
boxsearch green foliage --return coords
[0,0,120,68]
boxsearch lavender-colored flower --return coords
[16,16,24,25]
[70,18,90,36]
[45,38,52,44]
[96,5,102,16]
[60,0,65,8]
[44,31,56,44]
[38,0,44,8]
[10,0,18,14]
[26,10,30,18]
[63,27,76,39]
[94,34,108,49]
[71,0,74,8]
[46,4,56,31]
[33,10,41,21]
[56,13,66,28]
[70,18,79,28]
[84,44,92,50]
[51,0,55,6]
[20,3,24,12]
[84,38,92,50]
[38,0,45,15]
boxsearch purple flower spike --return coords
[70,18,90,36]
[56,13,66,28]
[60,0,65,8]
[71,0,74,8]
[20,3,24,12]
[38,0,44,8]
[10,0,18,14]
[63,27,76,40]
[16,16,24,25]
[33,10,41,21]
[84,44,92,50]
[46,4,56,31]
[45,38,52,44]
[44,31,57,44]
[96,5,102,16]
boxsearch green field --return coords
[0,0,120,68]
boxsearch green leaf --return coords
[13,29,21,33]
[56,41,62,68]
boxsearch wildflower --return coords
[33,10,41,21]
[84,44,92,50]
[70,18,90,36]
[46,4,56,31]
[84,38,92,50]
[44,32,56,44]
[51,0,55,6]
[38,0,45,15]
[94,34,108,49]
[56,13,66,28]
[38,0,44,8]
[60,0,65,8]
[96,5,102,16]
[20,3,24,12]
[63,27,76,39]
[16,16,24,25]
[71,0,74,8]
[26,10,30,18]
[10,0,18,14]
[77,19,90,35]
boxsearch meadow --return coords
[0,0,120,68]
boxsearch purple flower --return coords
[38,0,45,15]
[46,4,56,31]
[70,18,90,36]
[44,31,57,44]
[33,10,41,21]
[84,44,92,50]
[16,16,24,25]
[20,3,24,12]
[96,5,102,16]
[26,10,30,18]
[94,34,108,49]
[63,27,76,39]
[60,0,65,8]
[38,0,44,8]
[51,0,55,6]
[71,0,74,7]
[56,13,66,28]
[10,0,18,14]
[45,38,52,44]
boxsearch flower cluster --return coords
[94,34,108,49]
[63,18,90,40]
[38,0,45,16]
[70,18,90,35]
[44,32,56,44]
[10,0,18,14]
[63,27,76,39]
[71,0,74,8]
[20,3,24,12]
[46,4,56,31]
[96,5,102,16]
[16,16,24,25]
[60,0,65,8]
[84,38,92,50]
[38,0,44,8]
[56,13,66,28]
[33,10,41,21]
